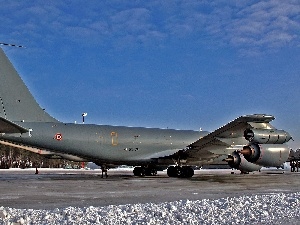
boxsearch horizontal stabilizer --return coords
[0,117,28,133]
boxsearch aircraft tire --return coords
[180,166,194,178]
[167,166,194,178]
[133,167,144,176]
[167,166,177,177]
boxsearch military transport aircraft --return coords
[0,47,292,178]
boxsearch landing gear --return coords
[133,165,194,178]
[133,167,143,176]
[167,166,194,178]
[133,166,157,176]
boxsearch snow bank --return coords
[1,192,300,224]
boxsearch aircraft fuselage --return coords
[1,122,208,165]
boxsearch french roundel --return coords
[54,133,63,141]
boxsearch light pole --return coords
[82,113,87,124]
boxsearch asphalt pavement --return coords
[0,168,299,210]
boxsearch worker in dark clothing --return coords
[101,165,108,178]
[290,160,295,172]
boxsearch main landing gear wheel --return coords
[133,166,157,176]
[167,166,194,178]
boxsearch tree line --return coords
[0,144,82,169]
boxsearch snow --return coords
[1,192,300,224]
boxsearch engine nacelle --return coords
[241,143,289,167]
[244,129,291,144]
[225,151,262,172]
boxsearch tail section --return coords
[0,48,57,122]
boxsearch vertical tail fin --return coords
[0,48,57,122]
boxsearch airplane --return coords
[0,46,292,178]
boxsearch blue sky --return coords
[1,0,300,148]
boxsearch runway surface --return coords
[0,168,299,210]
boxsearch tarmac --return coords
[0,168,300,210]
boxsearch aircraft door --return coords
[111,132,118,146]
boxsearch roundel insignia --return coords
[54,133,63,141]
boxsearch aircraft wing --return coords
[164,114,276,164]
[0,117,28,133]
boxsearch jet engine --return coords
[225,127,291,169]
[244,129,292,144]
[224,151,262,172]
[239,128,291,167]
[240,143,290,167]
